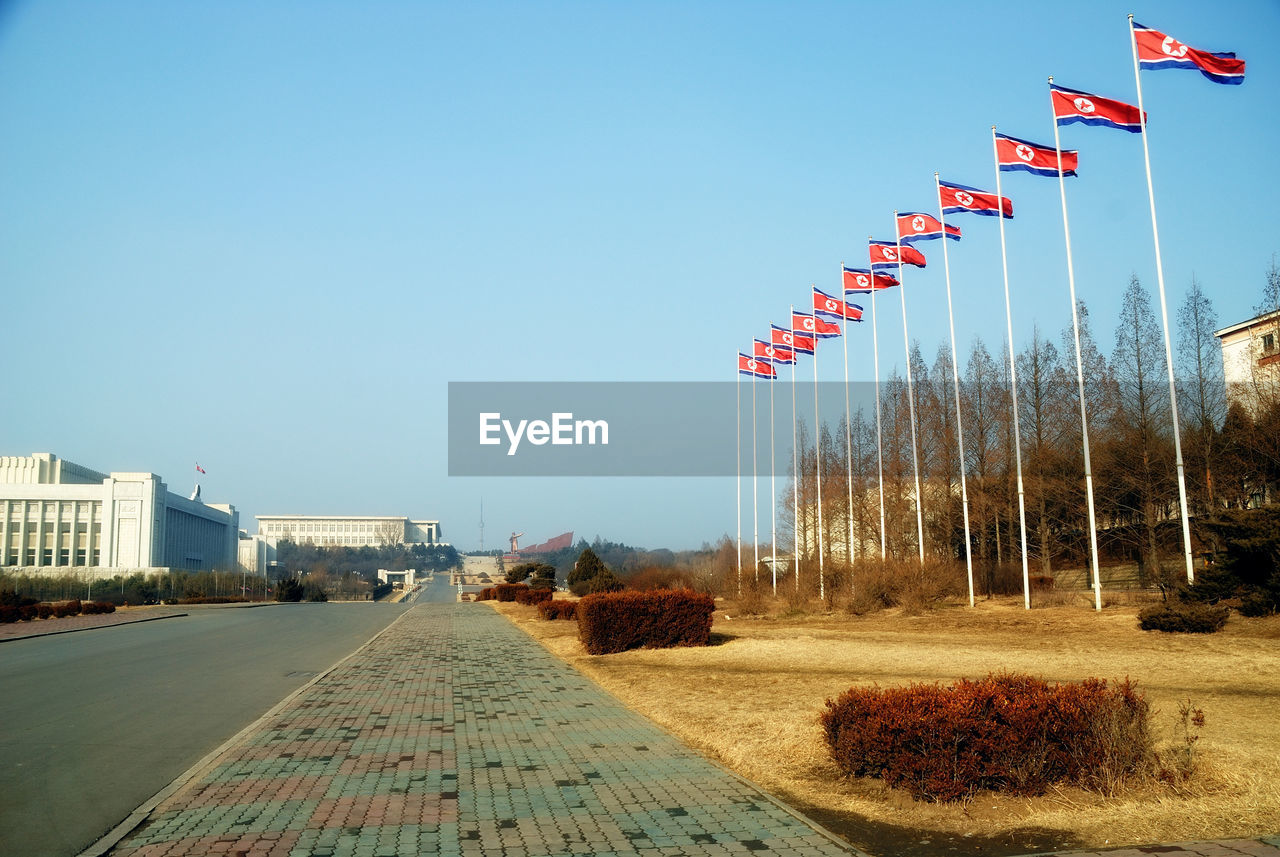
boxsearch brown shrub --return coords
[513,587,553,606]
[537,600,577,620]
[820,673,1151,802]
[492,583,527,602]
[577,589,716,655]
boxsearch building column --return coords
[34,502,46,567]
[16,502,29,566]
[51,501,63,567]
[0,500,10,565]
[86,502,97,567]
[67,502,79,568]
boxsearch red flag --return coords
[895,211,961,244]
[842,267,899,294]
[938,180,1013,218]
[1051,83,1145,133]
[1133,21,1244,85]
[869,240,925,269]
[196,463,206,474]
[738,353,776,379]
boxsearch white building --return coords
[238,531,277,575]
[255,515,443,547]
[1,452,239,573]
[1215,309,1280,415]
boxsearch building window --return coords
[1263,332,1277,354]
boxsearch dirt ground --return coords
[489,595,1280,857]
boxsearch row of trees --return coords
[778,264,1280,589]
[275,540,461,580]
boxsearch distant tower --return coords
[479,498,485,553]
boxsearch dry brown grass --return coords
[489,595,1280,856]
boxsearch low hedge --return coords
[491,583,528,603]
[576,589,715,655]
[538,600,577,620]
[80,601,117,614]
[1138,602,1229,633]
[821,673,1150,802]
[513,587,553,606]
[176,596,247,605]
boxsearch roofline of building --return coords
[1214,308,1280,340]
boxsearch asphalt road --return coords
[0,602,406,857]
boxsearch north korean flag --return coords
[996,132,1078,178]
[1051,83,1145,133]
[869,240,925,270]
[739,353,777,379]
[842,266,900,294]
[755,339,795,365]
[1133,21,1244,85]
[773,323,813,356]
[792,310,840,342]
[813,287,862,323]
[938,180,1013,218]
[896,212,961,245]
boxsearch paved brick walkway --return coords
[107,603,861,857]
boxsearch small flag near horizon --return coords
[755,339,796,365]
[1133,21,1244,85]
[938,179,1013,218]
[1051,83,1145,132]
[896,212,961,244]
[813,287,863,323]
[842,267,900,293]
[196,463,206,474]
[869,240,926,270]
[996,132,1078,177]
[739,353,777,379]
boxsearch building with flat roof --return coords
[255,515,443,548]
[1216,309,1280,415]
[1,452,239,573]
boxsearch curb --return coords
[77,605,415,857]
[0,612,189,644]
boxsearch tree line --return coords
[779,263,1280,591]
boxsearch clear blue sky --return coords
[3,1,1276,552]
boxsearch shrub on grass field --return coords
[1138,602,1229,633]
[537,600,577,620]
[492,583,528,602]
[35,603,54,619]
[80,601,117,614]
[475,588,492,601]
[513,587,553,605]
[576,589,715,655]
[820,673,1151,802]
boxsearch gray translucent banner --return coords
[448,381,888,477]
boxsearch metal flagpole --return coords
[992,126,1034,610]
[791,306,801,592]
[737,354,742,596]
[811,302,826,601]
[840,268,856,583]
[870,273,887,560]
[1049,76,1103,612]
[935,175,976,608]
[752,357,759,584]
[1128,15,1196,586]
[770,357,778,595]
[890,230,927,563]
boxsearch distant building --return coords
[0,452,238,573]
[238,531,277,575]
[255,515,443,548]
[1216,309,1280,415]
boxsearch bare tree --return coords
[1108,275,1174,586]
[1176,276,1226,512]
